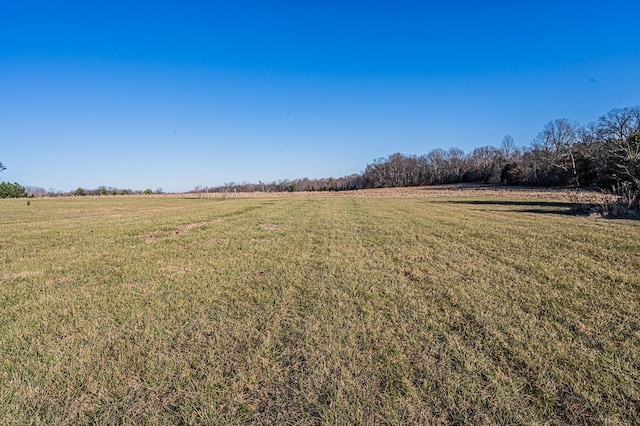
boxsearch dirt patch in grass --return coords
[141,221,218,242]
[2,270,44,281]
[259,223,281,231]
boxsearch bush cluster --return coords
[0,182,27,198]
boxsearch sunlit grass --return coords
[1,194,638,424]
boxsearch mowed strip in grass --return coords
[1,195,639,424]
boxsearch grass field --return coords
[1,190,639,424]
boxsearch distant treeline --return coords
[9,105,639,204]
[200,106,640,198]
[24,186,164,197]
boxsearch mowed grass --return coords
[1,194,639,424]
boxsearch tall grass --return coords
[1,195,639,424]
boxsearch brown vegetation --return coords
[202,184,610,203]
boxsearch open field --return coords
[1,188,639,424]
[192,184,614,202]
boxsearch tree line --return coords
[28,186,164,197]
[202,105,639,207]
[360,107,639,191]
[0,161,28,198]
[3,105,639,206]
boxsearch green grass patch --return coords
[1,195,639,424]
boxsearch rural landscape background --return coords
[2,1,640,424]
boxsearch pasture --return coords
[1,189,639,424]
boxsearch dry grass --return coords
[195,184,611,202]
[1,188,639,424]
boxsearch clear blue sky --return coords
[2,1,639,192]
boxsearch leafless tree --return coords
[596,106,640,185]
[426,148,447,184]
[467,146,502,183]
[501,135,518,161]
[532,118,580,186]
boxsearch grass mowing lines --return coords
[0,194,639,424]
[319,196,639,423]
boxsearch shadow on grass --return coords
[441,199,640,220]
[439,199,575,216]
[446,200,570,208]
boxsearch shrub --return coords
[0,182,28,198]
[601,183,639,217]
[569,184,639,218]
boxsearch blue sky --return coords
[2,1,639,192]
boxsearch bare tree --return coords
[467,146,502,183]
[426,149,447,184]
[596,107,640,149]
[501,135,518,161]
[533,118,580,186]
[386,153,406,187]
[447,147,465,182]
[596,106,640,185]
